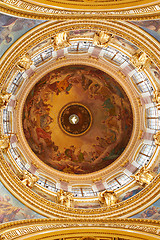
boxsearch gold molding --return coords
[0,0,160,20]
[0,218,160,240]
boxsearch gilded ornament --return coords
[51,32,71,50]
[0,91,11,109]
[131,166,154,186]
[57,189,73,208]
[21,170,39,188]
[93,31,113,48]
[130,51,150,71]
[0,135,10,151]
[16,53,33,71]
[153,90,160,110]
[154,131,160,146]
[98,190,118,207]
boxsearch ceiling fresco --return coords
[131,20,160,42]
[0,181,45,223]
[23,65,133,174]
[0,13,45,58]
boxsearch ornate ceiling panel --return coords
[0,19,159,219]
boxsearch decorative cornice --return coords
[0,0,160,20]
[0,218,160,240]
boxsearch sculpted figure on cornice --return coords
[153,90,160,110]
[52,32,71,50]
[154,131,160,146]
[0,91,11,109]
[131,166,154,186]
[57,189,73,208]
[17,53,33,71]
[93,31,113,48]
[21,170,39,188]
[130,51,150,71]
[98,189,118,207]
[0,135,10,151]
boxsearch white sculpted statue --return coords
[93,31,113,48]
[98,189,118,207]
[57,189,73,208]
[0,135,10,151]
[131,166,154,186]
[0,91,11,109]
[52,32,70,50]
[130,51,150,71]
[21,170,39,188]
[17,53,33,70]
